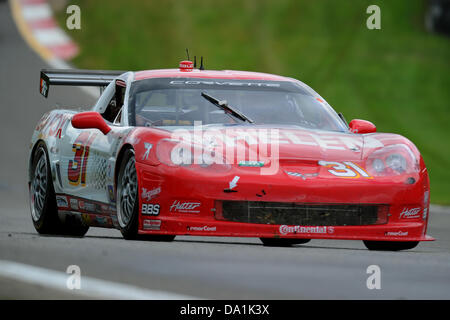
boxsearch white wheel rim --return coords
[117,155,137,228]
[30,150,48,222]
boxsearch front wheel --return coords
[116,149,175,242]
[260,238,311,247]
[117,149,140,239]
[363,241,419,251]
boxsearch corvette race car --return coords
[29,60,434,250]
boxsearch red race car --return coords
[29,61,434,250]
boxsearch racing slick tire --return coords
[260,238,311,247]
[30,142,89,237]
[116,148,175,242]
[363,240,419,251]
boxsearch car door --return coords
[58,79,130,208]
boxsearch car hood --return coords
[152,125,388,162]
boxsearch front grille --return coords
[217,201,388,226]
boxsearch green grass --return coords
[57,0,450,204]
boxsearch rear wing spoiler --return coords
[39,69,126,98]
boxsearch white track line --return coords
[0,260,198,300]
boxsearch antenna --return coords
[199,56,204,70]
[185,48,190,61]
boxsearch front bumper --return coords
[135,162,434,242]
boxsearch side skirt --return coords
[55,193,118,229]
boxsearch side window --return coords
[101,80,126,123]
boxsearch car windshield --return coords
[128,78,347,132]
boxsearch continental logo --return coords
[279,225,334,235]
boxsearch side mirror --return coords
[349,119,376,134]
[71,112,111,135]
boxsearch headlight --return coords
[367,144,419,176]
[372,158,385,173]
[385,154,407,173]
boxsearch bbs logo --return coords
[142,204,160,216]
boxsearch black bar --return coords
[39,68,127,98]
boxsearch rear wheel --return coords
[363,241,419,251]
[116,148,174,242]
[30,143,88,236]
[260,238,311,247]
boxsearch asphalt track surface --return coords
[1,2,450,300]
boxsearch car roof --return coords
[133,68,293,82]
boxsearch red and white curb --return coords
[12,0,78,60]
[10,0,99,97]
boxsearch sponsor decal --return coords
[78,200,95,212]
[170,200,201,213]
[70,198,78,210]
[285,171,318,180]
[318,161,372,179]
[100,204,110,214]
[141,187,161,201]
[169,80,281,88]
[143,219,161,230]
[279,225,334,235]
[56,195,68,208]
[85,202,96,212]
[238,161,264,167]
[188,226,217,232]
[423,191,429,220]
[81,213,91,224]
[385,231,408,237]
[142,142,153,160]
[40,78,48,97]
[229,176,240,190]
[108,185,115,202]
[399,207,421,219]
[95,216,109,225]
[285,171,306,179]
[141,203,160,216]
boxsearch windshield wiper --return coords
[201,92,254,124]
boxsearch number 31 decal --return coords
[318,161,372,179]
[68,132,98,186]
